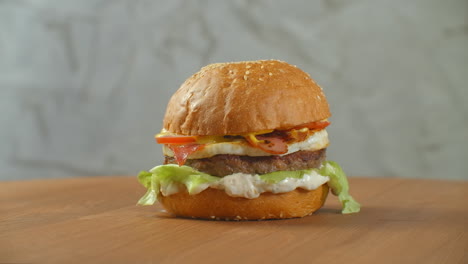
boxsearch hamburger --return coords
[137,60,360,220]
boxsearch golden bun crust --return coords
[164,60,331,136]
[158,184,329,220]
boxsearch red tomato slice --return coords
[246,135,288,155]
[168,144,205,166]
[295,121,330,131]
[156,135,197,144]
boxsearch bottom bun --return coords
[158,184,329,220]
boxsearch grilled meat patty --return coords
[164,149,326,177]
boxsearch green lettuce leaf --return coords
[259,169,312,183]
[137,165,219,205]
[138,171,153,189]
[137,161,360,214]
[319,161,361,214]
[137,171,159,205]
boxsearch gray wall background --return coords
[1,0,467,180]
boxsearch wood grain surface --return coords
[1,177,467,264]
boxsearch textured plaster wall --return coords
[1,0,467,180]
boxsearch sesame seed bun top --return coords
[163,60,331,136]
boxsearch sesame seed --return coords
[259,78,263,81]
[269,72,273,76]
[261,65,264,69]
[246,65,251,69]
[317,95,321,100]
[245,70,250,74]
[210,215,215,219]
[244,75,248,80]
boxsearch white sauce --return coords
[163,129,329,159]
[159,170,329,199]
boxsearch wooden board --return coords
[1,176,467,263]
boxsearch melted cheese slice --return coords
[163,129,329,159]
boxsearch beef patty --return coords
[164,149,326,177]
